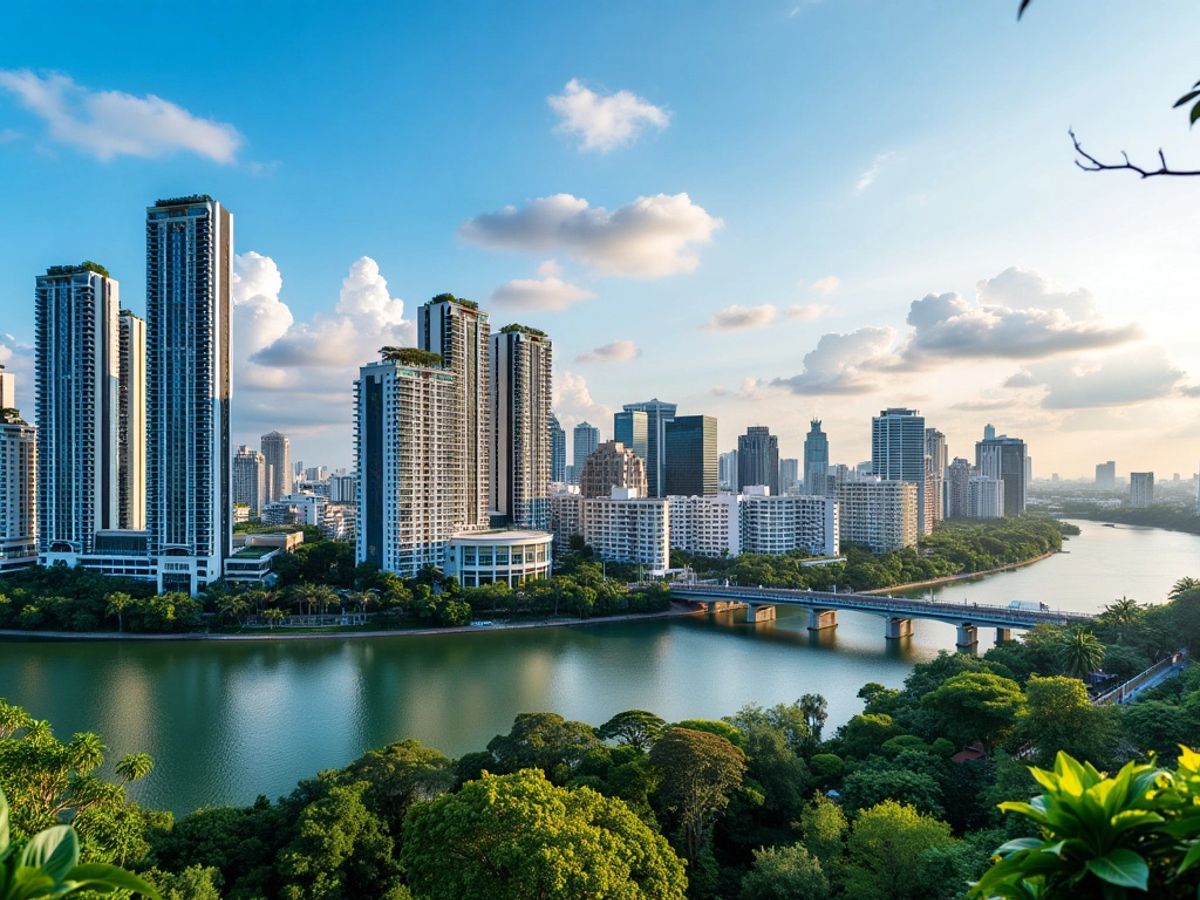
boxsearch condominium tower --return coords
[146,195,233,593]
[573,421,600,470]
[622,399,676,497]
[491,325,552,529]
[975,431,1027,517]
[924,427,948,526]
[34,263,120,561]
[1130,472,1155,508]
[232,445,268,517]
[871,408,932,535]
[117,310,146,530]
[579,440,647,499]
[260,431,291,504]
[803,419,829,495]
[549,413,567,482]
[0,388,36,573]
[737,425,780,495]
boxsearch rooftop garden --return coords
[154,194,214,207]
[380,346,443,366]
[499,323,548,337]
[430,292,479,310]
[45,260,110,278]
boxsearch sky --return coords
[1,0,1198,478]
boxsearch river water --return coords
[1,520,1196,814]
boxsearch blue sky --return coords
[1,0,1197,477]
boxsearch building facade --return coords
[1130,472,1155,508]
[549,413,567,482]
[0,404,36,573]
[35,263,121,562]
[718,450,738,492]
[946,457,973,519]
[260,431,291,505]
[779,458,800,494]
[664,415,717,497]
[967,475,1005,519]
[871,408,932,535]
[737,425,780,495]
[579,440,647,499]
[572,421,599,473]
[613,409,648,462]
[232,445,267,517]
[667,493,741,557]
[975,432,1027,517]
[803,419,829,496]
[740,490,839,557]
[446,530,552,587]
[925,427,947,526]
[622,399,676,497]
[146,195,233,593]
[1095,461,1117,491]
[491,325,552,529]
[117,310,146,530]
[836,480,918,553]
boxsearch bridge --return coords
[669,584,1094,648]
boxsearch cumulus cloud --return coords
[490,260,595,311]
[576,339,641,364]
[0,333,34,413]
[547,78,670,152]
[0,69,241,162]
[788,303,829,321]
[553,370,612,437]
[809,275,840,294]
[1015,349,1187,409]
[232,252,294,389]
[854,152,894,193]
[460,192,722,277]
[705,304,778,331]
[773,327,899,395]
[712,377,770,402]
[976,267,1096,319]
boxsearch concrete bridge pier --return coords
[706,600,742,613]
[995,628,1014,643]
[808,609,837,631]
[885,617,914,640]
[956,623,979,649]
[745,604,777,624]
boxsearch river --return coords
[1,520,1196,814]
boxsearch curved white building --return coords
[447,529,552,587]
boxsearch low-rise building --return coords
[446,529,553,587]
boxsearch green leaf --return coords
[0,787,8,851]
[995,837,1045,855]
[1191,102,1200,127]
[18,825,79,884]
[67,863,162,898]
[1178,841,1200,874]
[1172,89,1200,109]
[1085,849,1149,890]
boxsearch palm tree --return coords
[799,693,828,743]
[1169,577,1200,599]
[1058,627,1106,678]
[1099,596,1144,643]
[263,608,287,630]
[105,592,134,633]
[216,595,249,627]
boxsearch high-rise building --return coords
[613,409,648,462]
[117,310,146,530]
[573,421,600,470]
[35,262,120,561]
[146,195,233,593]
[740,490,839,557]
[232,445,268,517]
[549,414,567,482]
[549,488,670,572]
[0,365,14,411]
[967,476,1005,519]
[779,458,800,494]
[419,294,491,530]
[1130,472,1155,508]
[871,408,932,535]
[579,440,647,499]
[718,450,738,491]
[664,415,718,496]
[0,396,37,573]
[946,457,973,519]
[261,431,292,505]
[975,431,1027,517]
[836,480,918,552]
[622,399,676,497]
[803,419,829,495]
[668,493,741,557]
[983,423,996,441]
[737,426,780,495]
[491,325,552,529]
[925,428,948,525]
[1095,461,1116,490]
[355,353,463,577]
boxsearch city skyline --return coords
[1,2,1198,477]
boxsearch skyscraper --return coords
[35,262,120,561]
[622,399,677,497]
[779,458,800,494]
[1095,461,1117,491]
[924,427,948,525]
[118,310,146,531]
[0,365,14,410]
[232,445,268,517]
[355,352,463,576]
[718,450,738,491]
[1130,472,1155,508]
[975,431,1027,517]
[946,457,973,519]
[549,413,567,483]
[146,195,233,593]
[664,415,718,496]
[261,431,292,505]
[579,440,647,498]
[737,425,779,494]
[613,409,648,462]
[491,324,552,529]
[573,421,600,470]
[803,419,829,496]
[871,408,932,534]
[0,386,36,573]
[418,294,491,530]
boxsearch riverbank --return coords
[863,550,1059,596]
[0,602,705,643]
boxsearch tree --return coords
[739,843,830,900]
[400,769,687,900]
[836,712,898,759]
[649,727,746,861]
[842,801,956,900]
[798,792,847,867]
[105,592,134,632]
[922,671,1025,752]
[799,694,828,743]
[141,866,223,900]
[841,766,944,818]
[597,710,667,752]
[0,787,160,899]
[1015,675,1118,768]
[1058,627,1105,679]
[1169,577,1200,599]
[333,739,454,833]
[485,713,600,784]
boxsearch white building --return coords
[1130,472,1155,508]
[146,195,233,594]
[967,476,1005,519]
[329,474,356,503]
[549,488,670,572]
[118,310,146,530]
[740,488,839,557]
[667,492,742,557]
[233,445,268,517]
[0,404,36,573]
[491,325,552,529]
[446,529,553,587]
[836,479,918,553]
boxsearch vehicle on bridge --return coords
[1008,600,1050,612]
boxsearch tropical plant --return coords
[0,787,160,899]
[971,747,1200,898]
[1170,577,1200,600]
[1058,627,1106,679]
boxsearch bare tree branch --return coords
[1070,129,1200,178]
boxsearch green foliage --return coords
[649,728,747,861]
[598,710,667,752]
[798,793,847,866]
[1057,626,1106,678]
[1016,675,1119,768]
[142,865,222,899]
[922,671,1026,752]
[400,769,687,899]
[485,713,601,784]
[378,346,442,366]
[842,800,957,900]
[842,764,944,818]
[739,843,830,900]
[498,323,547,337]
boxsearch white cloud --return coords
[231,252,295,390]
[809,275,840,294]
[0,333,34,413]
[0,69,242,163]
[460,192,722,277]
[705,304,778,331]
[576,339,641,364]
[854,152,894,193]
[548,78,670,152]
[976,267,1096,320]
[553,371,612,437]
[1016,348,1188,409]
[712,377,771,402]
[490,260,595,311]
[788,303,829,321]
[773,327,900,395]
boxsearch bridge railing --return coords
[669,584,1093,625]
[1093,650,1189,705]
